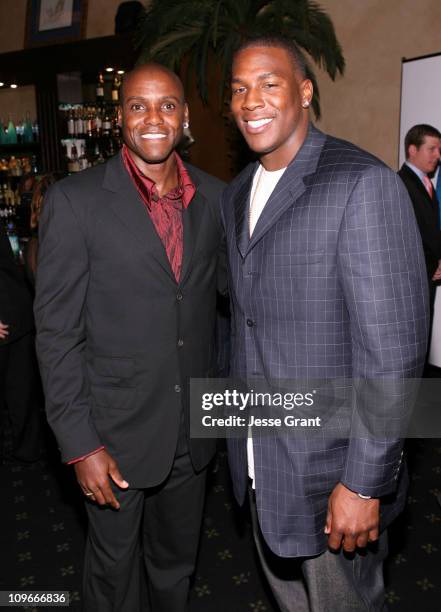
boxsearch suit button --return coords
[177,339,184,347]
[177,292,183,301]
[246,319,254,327]
[152,192,159,202]
[174,384,181,393]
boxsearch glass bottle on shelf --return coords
[96,72,105,103]
[111,74,121,103]
[6,221,21,260]
[102,111,112,136]
[32,119,39,142]
[95,106,103,137]
[0,120,6,145]
[31,155,39,174]
[67,142,80,173]
[6,117,17,144]
[85,107,93,140]
[79,142,88,171]
[67,108,75,137]
[23,111,34,143]
[74,108,84,138]
[16,119,24,144]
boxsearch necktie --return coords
[423,175,433,198]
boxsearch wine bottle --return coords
[96,72,105,102]
[111,75,121,103]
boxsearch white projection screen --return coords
[399,53,441,167]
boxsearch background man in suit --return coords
[35,64,225,612]
[0,224,42,463]
[222,35,428,611]
[398,125,441,329]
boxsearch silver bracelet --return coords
[357,492,372,500]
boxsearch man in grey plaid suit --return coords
[222,35,428,611]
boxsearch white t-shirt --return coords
[247,163,287,486]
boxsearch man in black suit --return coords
[35,64,226,612]
[0,225,41,462]
[399,124,441,320]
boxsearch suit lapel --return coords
[103,153,175,282]
[180,188,205,285]
[234,164,257,259]
[236,125,327,257]
[401,163,438,210]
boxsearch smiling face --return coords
[230,45,313,170]
[408,135,441,175]
[118,64,189,172]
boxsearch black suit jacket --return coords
[34,152,226,487]
[398,163,441,280]
[0,225,34,344]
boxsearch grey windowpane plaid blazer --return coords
[222,125,429,558]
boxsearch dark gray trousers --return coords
[249,488,388,612]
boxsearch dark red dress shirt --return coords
[122,144,195,282]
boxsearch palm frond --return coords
[135,0,345,118]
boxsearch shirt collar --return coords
[122,144,196,210]
[405,160,428,184]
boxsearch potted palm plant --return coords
[135,0,345,120]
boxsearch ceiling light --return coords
[10,83,18,88]
[105,67,114,72]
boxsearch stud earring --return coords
[183,121,189,128]
[302,100,310,109]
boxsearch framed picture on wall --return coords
[25,0,88,48]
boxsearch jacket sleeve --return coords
[34,182,102,461]
[337,165,429,497]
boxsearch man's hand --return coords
[324,482,380,552]
[74,449,129,510]
[0,321,9,340]
[432,259,441,281]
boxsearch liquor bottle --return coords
[32,119,39,142]
[74,108,84,138]
[102,111,112,136]
[23,111,34,143]
[0,119,5,145]
[90,106,98,136]
[16,119,24,144]
[95,106,102,137]
[67,143,80,173]
[85,107,94,140]
[111,75,121,103]
[96,72,105,102]
[30,155,39,174]
[6,118,17,144]
[79,142,88,171]
[67,108,75,137]
[112,117,122,148]
[6,221,21,260]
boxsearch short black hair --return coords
[404,124,441,158]
[233,34,309,79]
